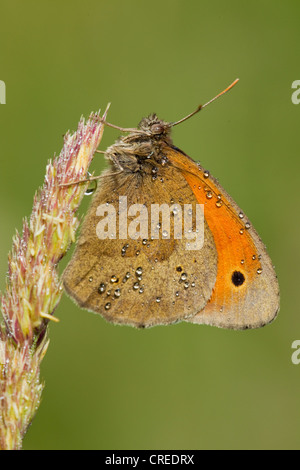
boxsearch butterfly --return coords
[63,79,280,329]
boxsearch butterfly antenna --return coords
[97,107,144,134]
[170,78,239,128]
[100,120,142,133]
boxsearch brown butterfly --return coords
[63,80,280,329]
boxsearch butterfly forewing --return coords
[63,164,218,327]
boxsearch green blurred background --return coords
[0,0,299,450]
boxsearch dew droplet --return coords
[215,200,223,208]
[110,275,118,283]
[245,222,251,229]
[98,283,106,294]
[239,211,244,219]
[114,289,121,298]
[133,282,140,290]
[162,230,169,238]
[84,173,97,195]
[135,267,143,276]
[239,229,244,235]
[84,184,97,196]
[252,255,256,260]
[206,191,213,199]
[105,302,111,310]
[121,244,129,256]
[203,170,210,178]
[241,259,245,265]
[122,272,131,283]
[142,239,148,245]
[184,281,189,289]
[257,268,262,274]
[89,276,93,282]
[156,297,161,303]
[180,273,188,281]
[139,287,144,294]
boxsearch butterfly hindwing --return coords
[164,144,280,329]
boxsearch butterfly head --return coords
[138,114,171,139]
[104,114,173,173]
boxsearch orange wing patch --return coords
[165,145,279,329]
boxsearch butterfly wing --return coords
[63,165,218,328]
[165,144,280,329]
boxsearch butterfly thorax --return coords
[105,114,173,174]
